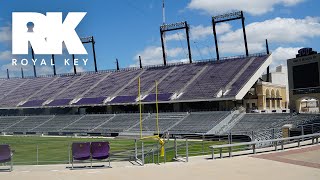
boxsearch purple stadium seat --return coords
[73,97,105,105]
[91,142,111,167]
[46,99,72,106]
[71,142,91,168]
[0,145,13,171]
[110,96,137,104]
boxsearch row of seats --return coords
[230,113,320,133]
[1,112,319,135]
[0,112,228,134]
[0,54,270,108]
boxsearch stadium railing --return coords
[209,132,320,159]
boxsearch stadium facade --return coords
[287,48,320,113]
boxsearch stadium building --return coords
[287,48,320,113]
[0,11,318,142]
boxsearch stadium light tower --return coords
[21,67,24,78]
[80,36,98,72]
[72,54,77,74]
[160,21,192,65]
[52,54,56,76]
[266,39,270,82]
[212,11,249,60]
[71,36,98,74]
[31,46,37,77]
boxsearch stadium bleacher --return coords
[169,111,230,133]
[229,114,290,133]
[33,115,83,132]
[129,112,188,132]
[4,115,53,132]
[0,54,270,108]
[63,114,114,133]
[0,113,320,135]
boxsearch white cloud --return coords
[271,47,302,68]
[68,66,86,73]
[217,17,320,54]
[165,33,185,41]
[166,23,231,42]
[187,0,305,15]
[0,50,12,61]
[133,46,185,66]
[0,26,11,42]
[221,17,320,44]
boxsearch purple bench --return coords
[71,142,111,169]
[0,145,13,171]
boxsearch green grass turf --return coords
[0,136,244,165]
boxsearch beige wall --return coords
[255,82,287,110]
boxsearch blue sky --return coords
[0,0,319,77]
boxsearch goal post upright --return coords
[139,77,143,139]
[156,80,160,137]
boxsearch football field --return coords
[0,135,229,165]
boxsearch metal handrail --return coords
[210,132,320,159]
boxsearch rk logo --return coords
[12,12,87,55]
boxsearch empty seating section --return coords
[227,56,267,96]
[0,116,26,131]
[119,67,172,95]
[0,78,26,99]
[273,114,320,127]
[2,112,319,135]
[93,114,148,133]
[63,115,114,132]
[0,78,53,107]
[33,115,83,132]
[5,116,53,132]
[170,112,229,133]
[230,114,289,133]
[56,73,106,99]
[180,58,248,100]
[0,55,270,108]
[155,64,203,93]
[29,76,77,100]
[1,77,53,107]
[82,70,142,98]
[130,113,187,132]
[151,64,203,93]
